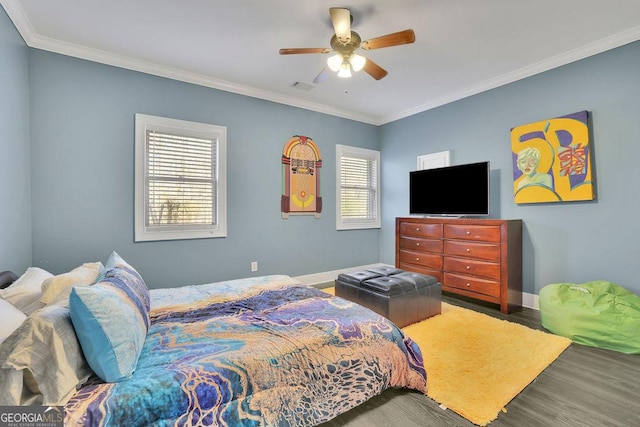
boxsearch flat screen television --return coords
[409,161,490,216]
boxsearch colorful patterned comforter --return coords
[65,275,426,426]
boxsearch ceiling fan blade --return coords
[329,7,351,43]
[313,66,332,84]
[362,58,388,80]
[361,29,416,50]
[279,48,331,55]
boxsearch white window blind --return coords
[135,114,227,241]
[146,130,216,228]
[336,145,381,230]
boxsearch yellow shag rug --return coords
[321,287,571,426]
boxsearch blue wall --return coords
[3,8,640,295]
[28,50,380,288]
[0,7,31,273]
[380,41,640,295]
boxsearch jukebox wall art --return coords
[281,135,322,218]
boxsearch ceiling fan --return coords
[279,7,415,82]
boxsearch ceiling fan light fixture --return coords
[327,53,343,72]
[279,8,414,82]
[349,53,366,72]
[337,63,352,78]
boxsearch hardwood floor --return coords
[320,294,640,427]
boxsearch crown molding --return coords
[4,0,640,127]
[380,24,640,125]
[31,34,380,125]
[1,0,379,125]
[1,0,34,44]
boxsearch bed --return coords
[0,253,427,426]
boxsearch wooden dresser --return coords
[396,217,522,314]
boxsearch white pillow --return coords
[0,267,52,315]
[40,262,103,306]
[0,299,27,344]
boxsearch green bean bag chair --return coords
[539,281,640,354]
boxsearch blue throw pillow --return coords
[69,252,150,382]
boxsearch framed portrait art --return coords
[511,110,595,204]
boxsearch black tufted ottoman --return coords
[334,267,441,327]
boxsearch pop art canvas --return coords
[511,111,594,204]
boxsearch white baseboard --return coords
[294,265,540,311]
[523,292,539,310]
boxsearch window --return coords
[336,144,380,230]
[134,114,226,241]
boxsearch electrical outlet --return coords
[251,261,258,272]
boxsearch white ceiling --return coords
[3,0,640,125]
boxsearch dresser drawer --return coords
[444,256,500,281]
[444,240,500,262]
[399,222,443,238]
[444,224,501,242]
[399,249,443,270]
[444,272,500,298]
[399,236,443,254]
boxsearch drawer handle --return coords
[466,231,471,235]
[416,257,420,261]
[466,248,471,252]
[466,266,471,270]
[416,243,420,246]
[416,227,420,231]
[466,283,471,287]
